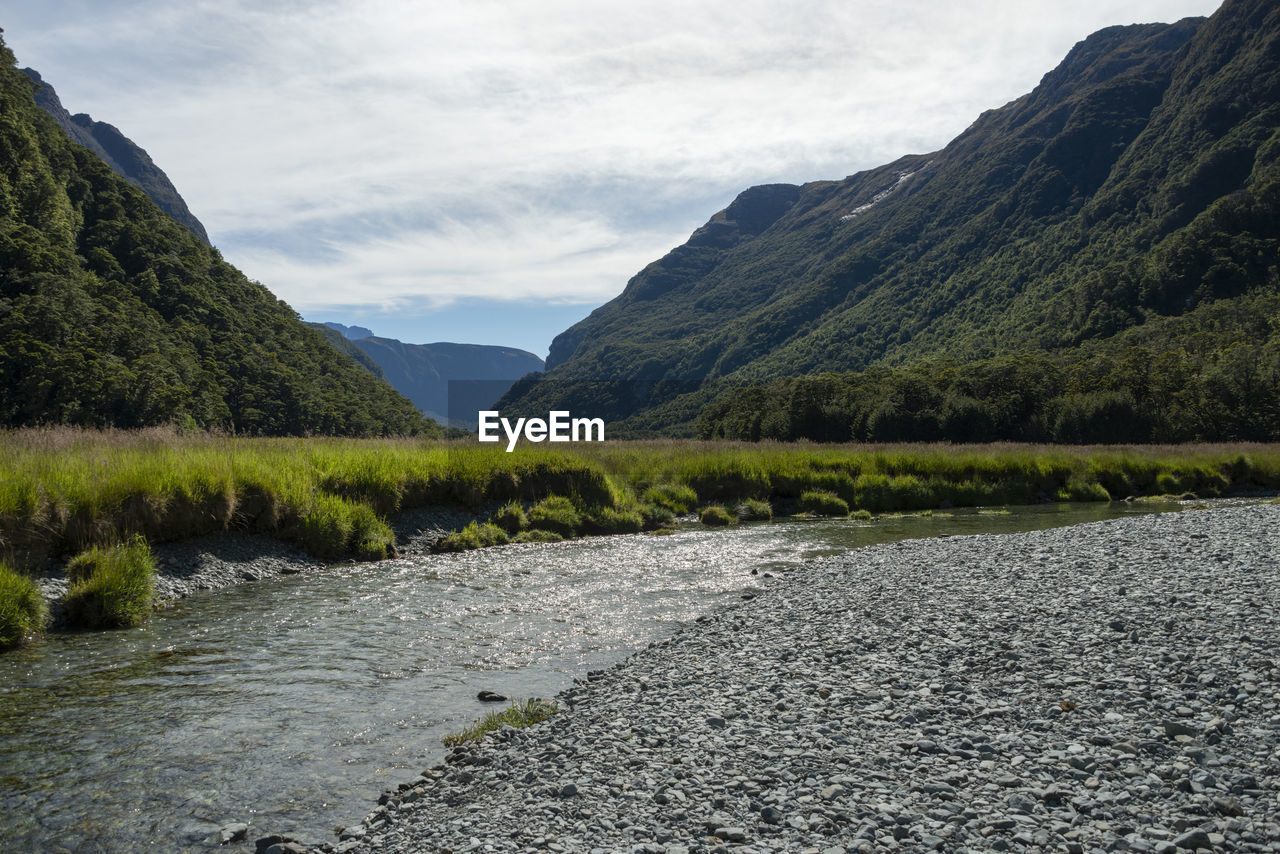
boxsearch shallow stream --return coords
[0,500,1204,852]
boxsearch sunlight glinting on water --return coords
[0,502,1192,851]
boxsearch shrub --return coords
[526,496,581,537]
[734,498,773,521]
[443,698,558,747]
[435,522,510,552]
[0,561,47,649]
[699,505,735,526]
[492,501,528,534]
[851,508,872,520]
[642,484,698,514]
[513,529,564,543]
[799,490,850,517]
[64,538,155,629]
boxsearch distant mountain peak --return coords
[323,322,376,341]
[312,326,544,428]
[20,67,211,245]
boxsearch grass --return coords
[63,538,155,629]
[799,490,850,517]
[442,698,558,746]
[735,498,773,521]
[513,529,564,543]
[526,495,582,537]
[0,559,47,648]
[492,501,527,534]
[699,504,736,526]
[435,522,510,552]
[642,483,698,514]
[1,428,1278,579]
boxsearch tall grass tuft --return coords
[699,504,736,526]
[638,503,676,530]
[0,560,47,648]
[641,484,698,514]
[63,538,155,630]
[492,501,528,534]
[513,529,564,544]
[581,506,645,535]
[443,698,558,747]
[799,490,850,517]
[526,496,582,537]
[436,521,510,552]
[734,498,773,521]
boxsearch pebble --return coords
[301,505,1280,854]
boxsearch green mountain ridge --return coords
[502,0,1280,438]
[0,32,435,436]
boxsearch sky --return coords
[4,0,1221,359]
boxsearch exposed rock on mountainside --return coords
[21,68,211,245]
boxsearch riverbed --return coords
[0,500,1220,852]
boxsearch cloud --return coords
[4,0,1222,320]
[231,207,678,313]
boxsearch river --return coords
[0,500,1203,852]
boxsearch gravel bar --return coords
[302,504,1280,854]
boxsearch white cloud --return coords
[4,0,1222,320]
[232,209,676,313]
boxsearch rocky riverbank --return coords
[309,503,1279,854]
[34,505,478,627]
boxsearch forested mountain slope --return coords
[21,68,210,245]
[502,0,1280,437]
[0,35,435,436]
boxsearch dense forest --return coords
[502,0,1280,439]
[0,33,436,436]
[698,293,1280,443]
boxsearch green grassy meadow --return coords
[2,427,1279,647]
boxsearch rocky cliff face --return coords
[21,68,211,245]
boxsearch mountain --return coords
[0,36,436,436]
[20,68,210,245]
[305,322,388,381]
[344,336,544,428]
[323,322,376,341]
[306,322,544,427]
[502,0,1280,437]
